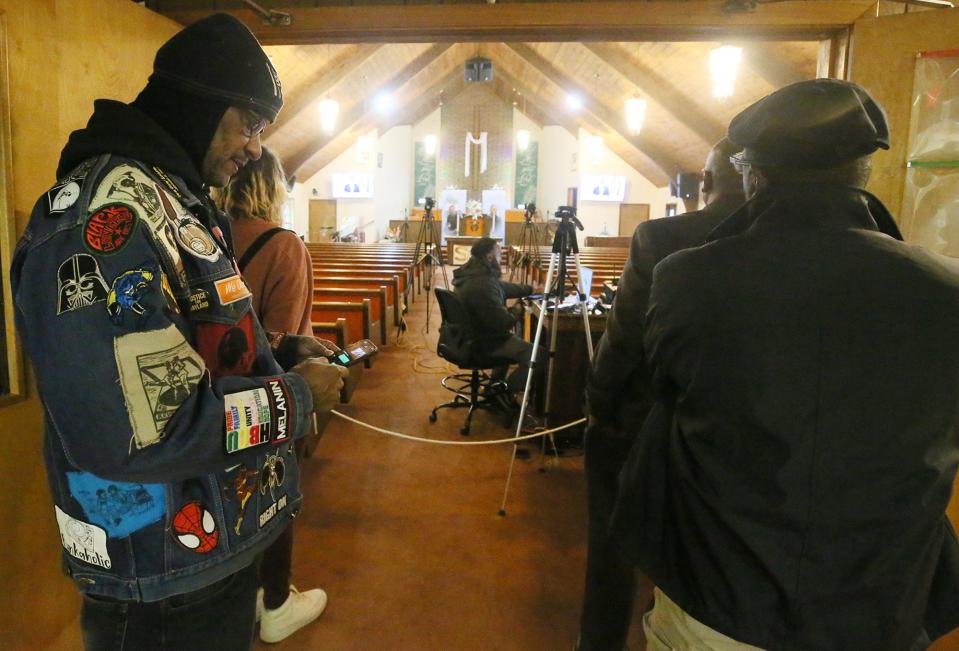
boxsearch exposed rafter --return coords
[160,1,875,44]
[281,43,455,176]
[582,42,726,146]
[300,67,469,180]
[487,64,579,140]
[269,44,384,135]
[504,43,680,183]
[743,43,806,88]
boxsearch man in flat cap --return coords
[576,137,745,651]
[611,79,959,649]
[12,14,346,650]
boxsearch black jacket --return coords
[586,196,744,434]
[451,257,531,344]
[613,185,959,650]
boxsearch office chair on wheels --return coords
[429,288,514,436]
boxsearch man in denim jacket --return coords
[11,14,345,650]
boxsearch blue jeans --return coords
[80,563,257,651]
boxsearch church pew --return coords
[311,265,412,299]
[311,317,361,404]
[311,300,374,368]
[314,276,401,326]
[312,287,388,345]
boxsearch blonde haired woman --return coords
[215,147,325,643]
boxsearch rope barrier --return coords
[330,409,586,446]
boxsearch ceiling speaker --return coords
[465,57,493,82]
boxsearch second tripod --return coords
[409,197,449,332]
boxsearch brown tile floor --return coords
[254,279,645,650]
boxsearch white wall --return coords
[575,129,673,236]
[293,111,673,241]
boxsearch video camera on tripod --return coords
[423,196,436,218]
[523,202,537,224]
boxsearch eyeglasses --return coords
[241,111,270,140]
[729,154,751,175]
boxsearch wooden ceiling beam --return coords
[298,67,468,180]
[582,42,726,146]
[488,66,579,140]
[742,43,807,88]
[504,43,680,182]
[281,43,454,175]
[160,2,875,45]
[269,43,384,135]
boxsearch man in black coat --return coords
[452,237,537,397]
[614,79,959,650]
[577,138,746,651]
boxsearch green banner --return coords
[413,142,436,204]
[514,143,538,207]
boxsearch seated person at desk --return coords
[452,237,540,407]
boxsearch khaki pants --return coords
[644,588,767,651]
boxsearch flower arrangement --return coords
[466,199,483,218]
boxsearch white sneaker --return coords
[256,588,264,623]
[259,585,328,644]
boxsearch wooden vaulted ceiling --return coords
[148,0,882,187]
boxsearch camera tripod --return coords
[499,206,594,515]
[409,198,448,332]
[507,202,548,287]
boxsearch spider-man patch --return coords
[194,313,256,379]
[171,501,219,554]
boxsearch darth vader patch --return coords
[194,313,256,379]
[85,204,136,254]
[57,254,110,315]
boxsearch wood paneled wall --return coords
[0,2,178,648]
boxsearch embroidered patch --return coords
[265,377,291,443]
[57,254,109,315]
[175,217,220,261]
[152,165,184,201]
[214,275,251,306]
[85,204,136,254]
[63,157,97,182]
[114,324,206,449]
[259,494,288,529]
[66,472,164,538]
[224,388,273,454]
[194,314,256,379]
[222,466,259,535]
[47,181,80,214]
[160,273,180,315]
[107,265,156,326]
[171,501,219,553]
[189,288,211,313]
[55,505,112,569]
[259,453,286,502]
[89,166,164,226]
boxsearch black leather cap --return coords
[728,79,889,169]
[152,13,282,122]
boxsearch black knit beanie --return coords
[151,13,283,122]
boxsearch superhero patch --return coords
[47,180,80,214]
[194,313,256,379]
[224,388,273,454]
[85,204,136,254]
[57,253,109,315]
[55,505,112,570]
[171,501,219,553]
[222,465,259,535]
[107,265,157,326]
[114,324,207,449]
[259,494,288,529]
[214,275,251,306]
[259,453,286,502]
[66,472,164,538]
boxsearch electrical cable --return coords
[330,409,586,446]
